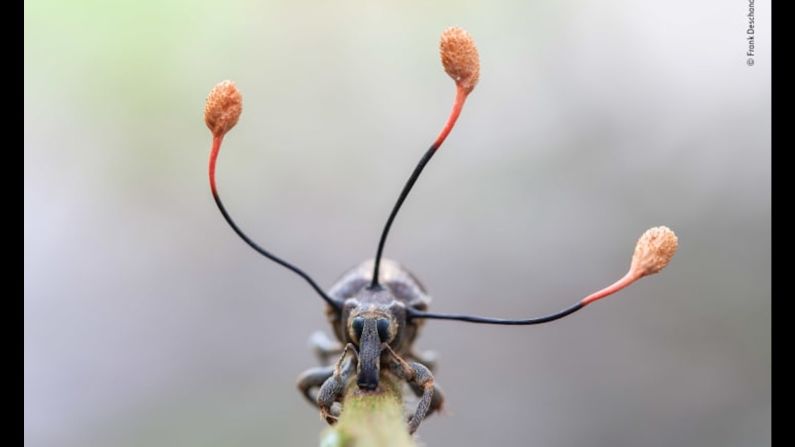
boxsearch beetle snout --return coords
[357,376,379,391]
[355,318,383,391]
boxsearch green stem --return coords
[320,374,416,447]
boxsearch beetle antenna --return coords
[205,81,341,311]
[370,27,480,289]
[407,227,678,324]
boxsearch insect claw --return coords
[321,408,340,424]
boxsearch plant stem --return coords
[319,374,416,447]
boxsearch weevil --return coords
[203,27,678,435]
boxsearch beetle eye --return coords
[376,318,390,342]
[352,317,365,340]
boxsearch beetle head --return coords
[342,287,407,391]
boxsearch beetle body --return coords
[328,258,428,356]
[298,259,442,433]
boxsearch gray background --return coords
[25,0,770,446]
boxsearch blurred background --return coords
[25,0,770,446]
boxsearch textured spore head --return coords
[204,80,242,137]
[631,226,678,277]
[440,27,480,94]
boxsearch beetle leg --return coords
[308,330,343,366]
[383,344,437,434]
[296,365,334,407]
[408,381,445,419]
[317,343,358,424]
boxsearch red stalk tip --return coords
[432,87,469,150]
